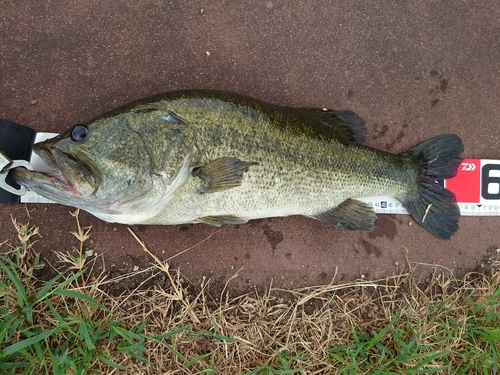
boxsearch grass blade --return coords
[1,324,67,357]
[53,289,108,310]
[0,258,27,308]
[35,272,64,301]
[96,354,129,371]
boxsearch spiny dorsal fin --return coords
[192,157,258,193]
[312,199,376,231]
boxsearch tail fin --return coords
[402,134,464,239]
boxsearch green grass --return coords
[326,284,500,374]
[0,244,240,374]
[328,310,451,374]
[0,217,499,374]
[0,221,233,374]
[248,349,308,374]
[0,247,165,374]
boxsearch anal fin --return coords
[192,157,258,193]
[197,215,249,226]
[312,199,376,231]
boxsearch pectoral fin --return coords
[197,215,249,226]
[312,199,376,231]
[192,157,258,193]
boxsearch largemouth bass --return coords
[13,90,463,239]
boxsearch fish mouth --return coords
[14,144,98,198]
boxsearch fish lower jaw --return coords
[46,171,84,197]
[14,169,78,198]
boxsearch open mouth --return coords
[24,144,98,198]
[47,168,85,196]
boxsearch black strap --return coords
[0,119,36,204]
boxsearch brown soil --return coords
[1,1,500,295]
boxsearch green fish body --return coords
[14,90,463,239]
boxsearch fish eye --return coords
[70,125,89,142]
[162,112,184,125]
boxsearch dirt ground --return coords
[1,1,499,295]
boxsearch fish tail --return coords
[401,134,464,239]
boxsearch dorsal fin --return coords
[283,107,366,144]
[87,90,366,145]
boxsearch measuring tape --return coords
[4,128,500,216]
[358,159,500,216]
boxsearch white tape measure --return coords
[21,133,500,216]
[358,159,500,216]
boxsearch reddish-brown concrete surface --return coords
[1,1,499,294]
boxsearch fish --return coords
[13,90,464,239]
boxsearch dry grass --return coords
[0,212,499,374]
